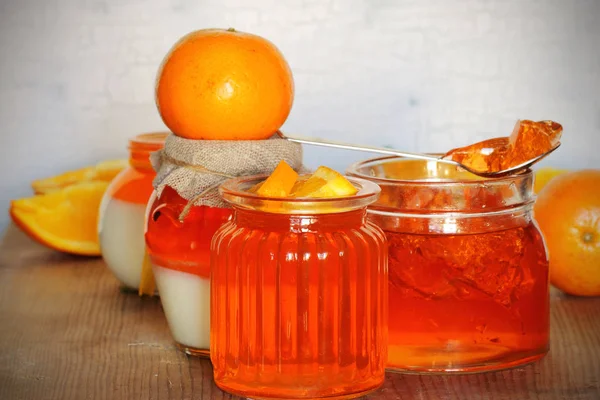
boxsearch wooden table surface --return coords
[1,224,599,400]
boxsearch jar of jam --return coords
[347,157,550,373]
[98,132,167,290]
[210,175,388,399]
[145,186,232,356]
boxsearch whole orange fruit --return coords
[534,169,600,296]
[156,28,294,140]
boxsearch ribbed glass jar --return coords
[347,157,550,373]
[210,175,388,399]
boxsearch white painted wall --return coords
[1,0,599,230]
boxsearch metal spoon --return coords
[277,131,561,179]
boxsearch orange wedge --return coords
[32,159,127,194]
[138,250,156,296]
[256,160,299,197]
[10,181,109,256]
[292,166,358,198]
[248,181,264,193]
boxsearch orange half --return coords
[10,181,109,256]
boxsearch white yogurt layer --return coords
[98,197,147,289]
[152,264,210,350]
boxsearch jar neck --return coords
[233,207,367,232]
[129,149,153,171]
[368,203,535,235]
[128,132,168,171]
[347,158,535,213]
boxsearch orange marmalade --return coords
[348,157,550,373]
[210,175,388,399]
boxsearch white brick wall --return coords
[1,0,599,229]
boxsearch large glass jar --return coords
[145,186,232,356]
[98,132,167,290]
[210,175,388,400]
[347,157,550,373]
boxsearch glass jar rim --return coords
[219,174,381,214]
[128,132,169,170]
[346,156,535,214]
[346,155,533,186]
[129,131,170,152]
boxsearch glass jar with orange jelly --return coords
[210,174,388,399]
[347,157,550,373]
[98,132,167,290]
[145,186,232,356]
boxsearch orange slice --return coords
[292,166,358,198]
[138,249,156,296]
[256,160,299,197]
[10,181,109,256]
[92,159,128,181]
[32,159,127,194]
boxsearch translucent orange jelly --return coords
[385,227,548,372]
[348,158,550,373]
[146,186,232,276]
[210,176,388,399]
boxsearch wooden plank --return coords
[0,224,599,400]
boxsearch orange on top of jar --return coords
[156,28,294,141]
[250,160,358,198]
[443,120,562,173]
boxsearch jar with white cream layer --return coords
[98,132,168,290]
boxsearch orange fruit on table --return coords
[156,28,294,140]
[534,169,600,296]
[10,181,109,256]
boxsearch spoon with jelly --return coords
[277,120,562,179]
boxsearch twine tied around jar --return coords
[150,133,305,221]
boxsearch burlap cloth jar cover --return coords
[150,133,304,215]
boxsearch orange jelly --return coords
[348,157,550,373]
[145,185,232,356]
[210,175,388,399]
[443,120,563,173]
